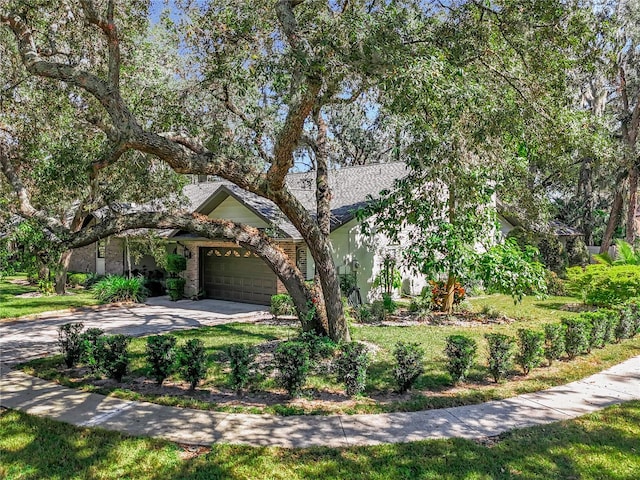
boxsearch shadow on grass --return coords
[2,402,639,479]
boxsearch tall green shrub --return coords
[274,341,310,397]
[562,317,591,359]
[485,333,515,383]
[177,339,208,390]
[335,342,371,396]
[92,275,147,303]
[543,323,565,366]
[516,329,545,375]
[270,294,296,318]
[226,344,256,393]
[95,334,130,382]
[145,335,177,385]
[81,327,104,374]
[444,335,477,384]
[566,265,640,307]
[393,342,424,393]
[58,323,84,368]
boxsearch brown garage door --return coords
[200,247,277,305]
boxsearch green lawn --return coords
[22,294,640,414]
[0,276,99,320]
[1,401,639,479]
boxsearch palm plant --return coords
[593,240,640,266]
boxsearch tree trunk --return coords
[626,164,638,244]
[54,250,73,295]
[600,187,624,254]
[442,273,456,314]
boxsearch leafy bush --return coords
[444,335,477,384]
[562,317,592,359]
[369,300,387,322]
[599,309,618,344]
[270,294,296,318]
[80,327,104,373]
[143,279,165,297]
[92,275,148,303]
[166,254,187,274]
[537,234,567,274]
[226,344,256,393]
[616,303,637,341]
[566,264,640,307]
[393,342,424,393]
[339,273,358,293]
[429,280,465,311]
[382,293,398,314]
[297,331,338,361]
[566,237,590,267]
[38,279,55,295]
[477,239,547,303]
[621,298,640,336]
[354,304,374,323]
[543,323,565,366]
[545,270,566,296]
[177,339,208,390]
[58,322,84,368]
[67,272,90,287]
[95,334,130,382]
[274,341,310,397]
[335,342,371,396]
[165,277,186,301]
[516,329,545,375]
[145,335,177,385]
[580,312,609,351]
[485,333,515,383]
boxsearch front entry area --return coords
[200,247,277,305]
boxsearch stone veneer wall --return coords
[105,238,125,275]
[68,243,96,273]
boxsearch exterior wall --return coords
[209,196,268,228]
[68,243,96,273]
[105,238,125,275]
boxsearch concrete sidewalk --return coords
[1,304,639,448]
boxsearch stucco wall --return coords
[209,196,268,228]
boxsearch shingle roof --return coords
[178,162,408,239]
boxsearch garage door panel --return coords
[201,247,277,305]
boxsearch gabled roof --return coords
[176,162,407,240]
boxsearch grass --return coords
[0,275,100,320]
[1,401,640,479]
[21,294,640,415]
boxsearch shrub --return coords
[38,279,55,295]
[562,317,592,359]
[143,279,165,297]
[393,342,424,393]
[270,294,296,318]
[354,304,374,323]
[622,298,640,336]
[176,339,208,390]
[382,293,398,314]
[369,300,387,321]
[444,335,477,384]
[600,309,618,344]
[566,264,640,307]
[274,341,310,397]
[80,327,104,373]
[165,277,186,301]
[543,323,565,366]
[95,334,130,382]
[226,344,256,393]
[485,333,515,383]
[616,304,636,341]
[516,329,545,375]
[145,335,177,385]
[545,270,566,296]
[537,234,567,274]
[298,331,338,361]
[166,254,187,274]
[58,323,85,368]
[566,237,590,267]
[581,312,609,351]
[92,275,147,303]
[335,342,371,397]
[67,272,89,287]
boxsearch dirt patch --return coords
[8,279,31,286]
[362,310,514,327]
[15,292,43,299]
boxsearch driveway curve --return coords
[1,301,639,448]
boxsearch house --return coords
[69,162,416,304]
[68,162,582,305]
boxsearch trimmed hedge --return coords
[566,264,640,307]
[444,335,477,384]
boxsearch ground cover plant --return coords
[20,295,640,415]
[1,402,639,479]
[0,275,99,320]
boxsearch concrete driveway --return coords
[0,298,270,366]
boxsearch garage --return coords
[200,247,277,305]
